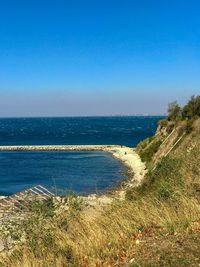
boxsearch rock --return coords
[88,194,97,200]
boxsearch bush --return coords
[168,101,182,121]
[185,120,194,134]
[182,95,200,119]
[134,156,184,201]
[137,136,154,152]
[159,119,168,127]
[140,140,162,163]
[28,199,55,218]
[166,95,200,121]
[150,157,184,199]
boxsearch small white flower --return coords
[135,239,140,245]
[129,258,135,263]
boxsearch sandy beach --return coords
[107,146,147,187]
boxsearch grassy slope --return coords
[1,119,200,267]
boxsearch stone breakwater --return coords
[0,145,117,151]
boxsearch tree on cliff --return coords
[182,95,200,119]
[167,101,182,121]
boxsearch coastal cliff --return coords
[1,116,200,266]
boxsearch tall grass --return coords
[2,192,200,266]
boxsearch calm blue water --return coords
[0,151,127,196]
[0,116,163,195]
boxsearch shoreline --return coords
[0,145,147,198]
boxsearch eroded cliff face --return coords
[137,118,200,169]
[152,122,181,166]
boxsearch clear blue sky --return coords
[0,0,199,116]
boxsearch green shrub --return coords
[28,199,55,218]
[168,101,182,121]
[182,95,200,119]
[140,140,162,163]
[159,119,168,127]
[134,157,184,200]
[184,119,194,134]
[137,136,154,151]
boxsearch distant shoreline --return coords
[0,115,166,119]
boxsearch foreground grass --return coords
[1,192,200,266]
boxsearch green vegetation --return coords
[168,101,182,121]
[182,95,200,119]
[127,156,184,201]
[139,139,162,164]
[168,95,200,121]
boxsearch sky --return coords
[0,0,199,117]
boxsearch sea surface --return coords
[0,116,163,195]
[0,151,127,196]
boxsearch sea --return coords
[0,116,163,196]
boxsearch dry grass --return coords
[1,191,200,266]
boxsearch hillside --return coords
[1,117,200,266]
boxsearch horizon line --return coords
[0,114,166,119]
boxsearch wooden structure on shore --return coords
[0,185,54,220]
